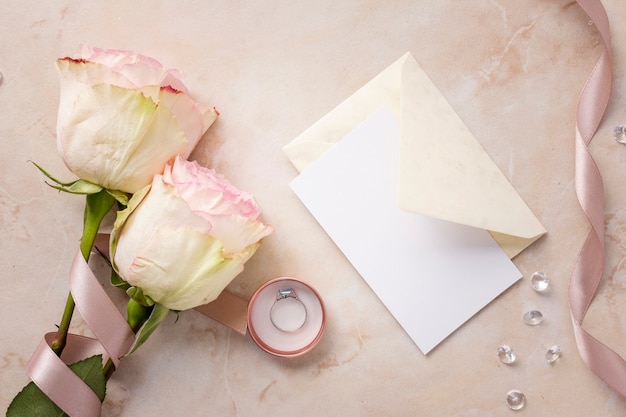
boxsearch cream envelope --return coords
[283,52,545,258]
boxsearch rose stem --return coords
[51,190,115,356]
[102,315,144,380]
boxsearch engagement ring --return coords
[269,288,307,332]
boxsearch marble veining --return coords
[2,1,626,416]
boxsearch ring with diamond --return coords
[269,288,307,332]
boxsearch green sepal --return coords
[110,269,130,290]
[30,160,76,187]
[109,184,151,274]
[91,241,130,291]
[127,298,153,332]
[126,303,169,356]
[31,161,103,195]
[49,179,103,195]
[90,246,130,291]
[126,286,155,307]
[30,161,129,202]
[106,189,129,206]
[7,354,106,417]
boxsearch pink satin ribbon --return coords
[27,250,135,417]
[25,235,249,416]
[570,0,626,396]
[28,334,110,417]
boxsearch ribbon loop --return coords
[27,334,103,417]
[69,250,135,366]
[26,249,136,416]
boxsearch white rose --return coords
[111,157,273,311]
[56,46,218,193]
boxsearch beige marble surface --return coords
[2,0,626,415]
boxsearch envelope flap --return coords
[396,55,546,240]
[284,54,408,173]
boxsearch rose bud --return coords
[55,46,218,193]
[111,157,273,311]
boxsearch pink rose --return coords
[111,157,273,310]
[55,46,218,193]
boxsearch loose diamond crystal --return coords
[506,390,526,411]
[530,271,550,292]
[545,345,562,363]
[614,125,626,144]
[497,345,516,364]
[523,310,543,325]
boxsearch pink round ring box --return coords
[247,277,326,357]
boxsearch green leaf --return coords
[7,382,66,417]
[126,303,169,356]
[68,355,107,401]
[6,355,106,417]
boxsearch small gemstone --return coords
[523,310,543,325]
[0,71,3,85]
[278,288,296,298]
[530,271,550,292]
[545,345,562,363]
[497,345,516,364]
[614,125,626,144]
[506,390,526,411]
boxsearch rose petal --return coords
[164,157,262,218]
[125,228,250,310]
[203,213,273,254]
[156,87,218,156]
[113,177,211,276]
[58,83,189,193]
[78,45,188,92]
